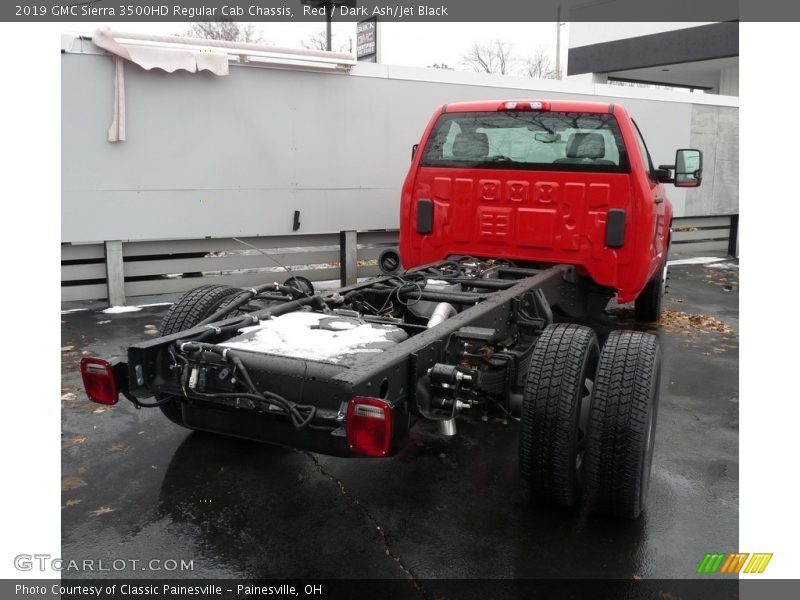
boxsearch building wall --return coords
[62,48,738,244]
[685,105,739,215]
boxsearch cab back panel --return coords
[402,166,636,291]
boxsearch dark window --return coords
[420,111,630,173]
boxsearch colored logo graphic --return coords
[696,553,773,574]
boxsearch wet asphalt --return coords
[60,261,739,583]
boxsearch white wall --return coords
[62,46,738,244]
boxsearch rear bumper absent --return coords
[178,399,410,458]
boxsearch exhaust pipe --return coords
[427,302,457,329]
[438,418,457,436]
[428,303,458,436]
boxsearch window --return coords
[420,111,630,173]
[631,119,656,179]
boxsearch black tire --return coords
[585,330,661,519]
[635,261,667,322]
[157,284,242,426]
[519,323,599,506]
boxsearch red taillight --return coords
[80,357,119,405]
[500,100,550,111]
[346,397,392,457]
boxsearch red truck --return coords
[81,99,701,519]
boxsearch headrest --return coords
[566,132,605,159]
[452,132,489,159]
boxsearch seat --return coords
[555,132,615,165]
[451,132,489,160]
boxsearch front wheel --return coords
[634,261,667,322]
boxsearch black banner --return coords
[3,578,753,600]
[1,0,796,22]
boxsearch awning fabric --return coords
[92,28,230,142]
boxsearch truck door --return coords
[632,121,667,263]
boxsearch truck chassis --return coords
[83,258,660,519]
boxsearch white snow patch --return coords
[97,320,112,325]
[706,261,739,270]
[326,320,358,331]
[667,256,729,266]
[220,312,397,363]
[61,308,89,314]
[102,306,143,314]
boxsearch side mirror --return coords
[411,143,419,160]
[674,149,703,188]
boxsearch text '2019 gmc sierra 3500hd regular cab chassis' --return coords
[81,100,702,519]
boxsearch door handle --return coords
[654,196,664,204]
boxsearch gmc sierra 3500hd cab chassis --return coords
[81,100,702,519]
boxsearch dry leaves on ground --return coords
[89,506,114,517]
[61,476,87,491]
[62,434,87,450]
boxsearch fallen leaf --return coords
[92,407,108,415]
[89,506,114,517]
[61,476,87,491]
[77,466,87,476]
[107,443,124,453]
[62,434,87,450]
[65,499,82,507]
[61,392,77,402]
[82,350,94,356]
[61,346,75,352]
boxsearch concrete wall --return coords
[685,105,739,215]
[62,43,738,244]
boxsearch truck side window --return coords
[631,120,656,180]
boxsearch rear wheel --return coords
[519,324,599,506]
[585,330,661,519]
[157,285,243,427]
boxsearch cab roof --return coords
[442,100,615,114]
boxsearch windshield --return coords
[420,111,630,173]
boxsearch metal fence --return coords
[61,230,398,304]
[671,214,739,257]
[62,214,738,305]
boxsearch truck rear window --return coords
[420,111,630,173]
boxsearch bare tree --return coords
[301,30,351,53]
[180,20,264,44]
[427,63,454,70]
[301,30,329,51]
[524,49,559,80]
[461,40,515,75]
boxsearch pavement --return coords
[60,261,739,585]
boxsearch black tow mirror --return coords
[674,149,703,188]
[411,143,419,160]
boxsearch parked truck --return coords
[81,100,702,518]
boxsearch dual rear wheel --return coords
[519,323,661,519]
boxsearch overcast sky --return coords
[64,21,569,75]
